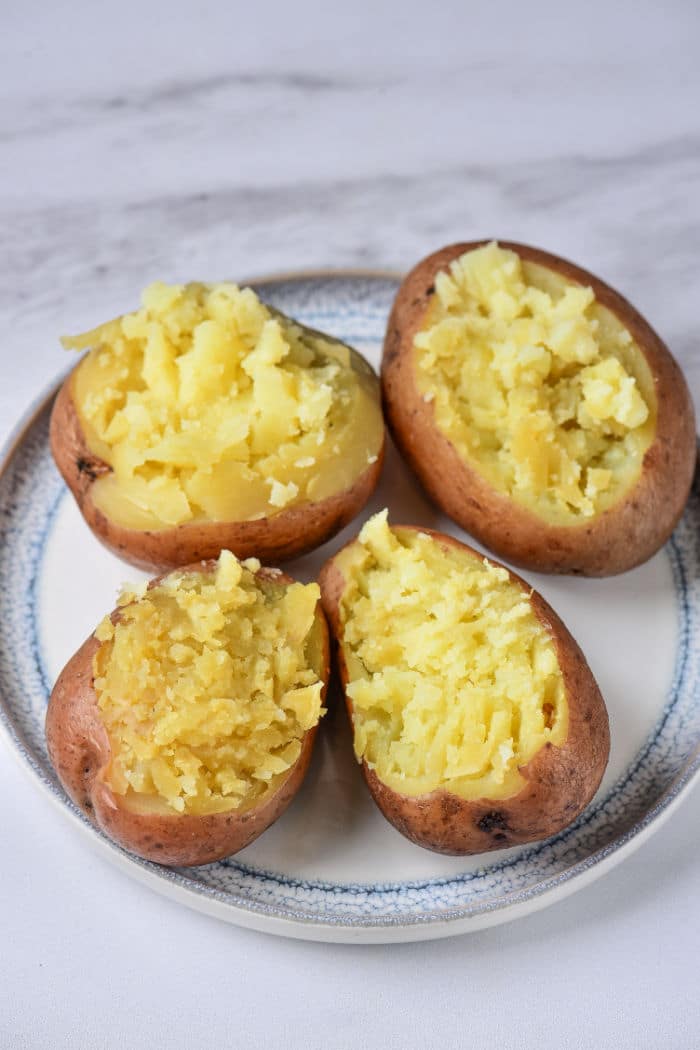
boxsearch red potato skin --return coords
[382,241,697,576]
[319,527,610,856]
[45,565,330,867]
[49,361,384,573]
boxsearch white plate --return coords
[1,272,698,943]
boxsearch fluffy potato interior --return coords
[93,552,325,815]
[65,282,383,529]
[414,243,656,522]
[336,512,567,799]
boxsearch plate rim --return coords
[1,725,697,943]
[1,270,699,943]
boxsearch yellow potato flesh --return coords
[336,512,567,800]
[93,552,325,815]
[66,282,383,529]
[413,243,656,523]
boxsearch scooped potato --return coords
[382,241,696,575]
[51,281,385,571]
[46,552,329,867]
[319,511,609,855]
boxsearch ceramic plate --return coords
[1,273,699,944]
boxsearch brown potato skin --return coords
[45,564,330,867]
[382,241,697,576]
[319,527,610,855]
[50,342,384,573]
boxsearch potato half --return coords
[382,241,696,575]
[46,553,330,866]
[51,281,385,571]
[319,512,609,855]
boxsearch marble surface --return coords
[1,1,699,1047]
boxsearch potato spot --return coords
[93,552,325,815]
[413,243,656,523]
[65,282,383,530]
[336,512,567,800]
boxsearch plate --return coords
[1,272,699,944]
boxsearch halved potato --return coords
[46,552,329,866]
[319,512,609,855]
[51,281,385,571]
[382,241,696,575]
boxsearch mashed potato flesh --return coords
[337,513,567,800]
[65,282,383,530]
[93,552,324,815]
[414,243,655,522]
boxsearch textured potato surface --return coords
[65,282,383,529]
[414,243,656,522]
[93,552,325,815]
[336,512,567,800]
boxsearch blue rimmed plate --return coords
[1,272,698,943]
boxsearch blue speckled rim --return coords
[1,272,698,939]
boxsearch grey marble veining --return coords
[1,0,699,438]
[2,6,700,1043]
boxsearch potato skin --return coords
[45,565,330,867]
[382,241,697,576]
[319,527,610,855]
[50,338,384,573]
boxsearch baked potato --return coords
[46,551,330,866]
[51,281,384,571]
[319,511,609,855]
[382,240,696,575]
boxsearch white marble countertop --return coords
[1,2,699,1047]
